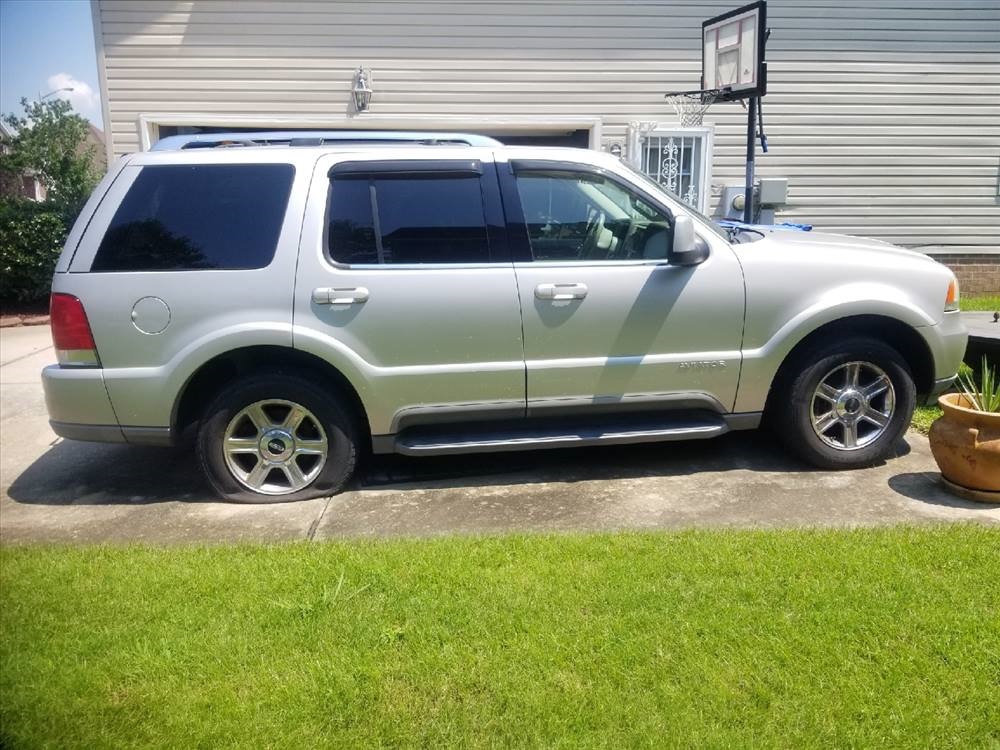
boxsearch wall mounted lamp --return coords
[353,66,373,112]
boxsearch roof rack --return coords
[151,130,503,151]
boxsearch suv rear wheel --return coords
[197,373,358,502]
[773,337,916,469]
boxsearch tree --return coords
[0,97,99,217]
[0,98,100,303]
[0,200,67,302]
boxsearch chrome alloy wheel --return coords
[810,361,896,451]
[222,399,328,495]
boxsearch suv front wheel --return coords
[197,373,359,502]
[773,337,916,469]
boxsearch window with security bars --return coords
[639,131,710,213]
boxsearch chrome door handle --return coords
[312,287,369,305]
[535,283,588,301]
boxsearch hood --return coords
[751,229,937,265]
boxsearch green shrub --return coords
[0,199,68,304]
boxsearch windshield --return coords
[619,161,736,243]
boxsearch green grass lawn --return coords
[2,527,998,748]
[961,294,1000,312]
[911,404,941,434]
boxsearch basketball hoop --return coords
[664,89,723,127]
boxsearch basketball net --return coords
[665,90,721,127]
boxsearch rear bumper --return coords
[48,420,174,446]
[42,365,173,446]
[50,421,124,443]
[42,364,119,427]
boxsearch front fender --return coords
[733,284,936,413]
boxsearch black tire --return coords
[771,337,916,470]
[196,372,359,503]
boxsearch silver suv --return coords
[43,131,967,502]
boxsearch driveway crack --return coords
[0,346,52,368]
[307,495,334,541]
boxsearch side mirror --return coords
[670,215,710,266]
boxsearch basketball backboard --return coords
[702,1,767,101]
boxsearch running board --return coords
[394,414,729,456]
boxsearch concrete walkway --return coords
[2,325,997,544]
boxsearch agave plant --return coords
[957,356,1000,413]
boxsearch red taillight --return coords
[50,293,99,366]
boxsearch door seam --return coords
[493,154,529,418]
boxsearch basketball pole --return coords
[743,95,758,224]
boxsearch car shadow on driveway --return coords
[6,429,928,508]
[5,430,824,505]
[6,441,215,505]
[362,430,826,491]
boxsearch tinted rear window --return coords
[91,164,294,271]
[327,179,378,265]
[327,174,489,265]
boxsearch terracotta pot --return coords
[928,393,1000,492]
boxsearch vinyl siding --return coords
[94,0,1000,254]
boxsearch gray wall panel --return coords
[94,0,1000,253]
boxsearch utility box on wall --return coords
[714,177,788,224]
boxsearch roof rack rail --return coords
[151,130,503,151]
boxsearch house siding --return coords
[94,0,999,255]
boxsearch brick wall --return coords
[927,254,1000,296]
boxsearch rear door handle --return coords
[312,287,369,305]
[535,282,588,301]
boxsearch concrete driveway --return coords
[2,325,997,544]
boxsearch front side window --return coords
[92,164,294,271]
[514,170,672,262]
[327,173,490,265]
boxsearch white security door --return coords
[630,126,714,214]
